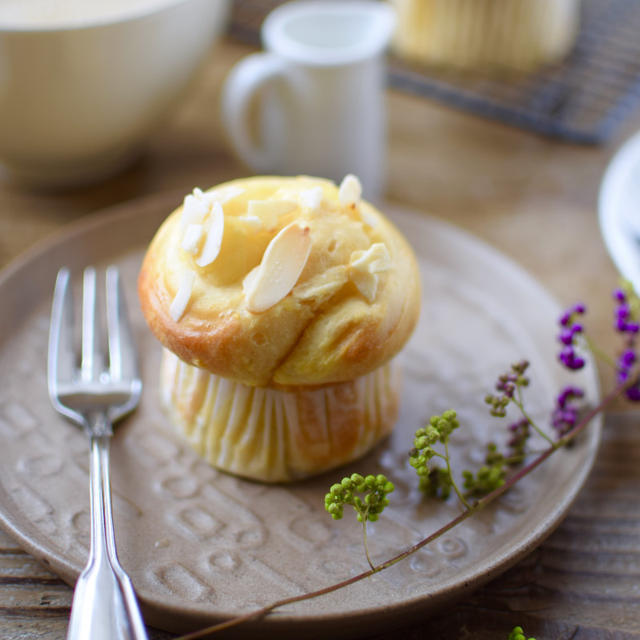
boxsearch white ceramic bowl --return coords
[0,0,230,188]
[598,129,640,293]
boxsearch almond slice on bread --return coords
[245,222,312,313]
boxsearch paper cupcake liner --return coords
[391,0,581,71]
[160,349,401,482]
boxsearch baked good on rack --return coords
[138,175,421,482]
[390,0,581,72]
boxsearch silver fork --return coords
[48,266,148,640]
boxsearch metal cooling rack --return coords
[229,0,640,144]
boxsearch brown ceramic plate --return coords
[0,192,600,638]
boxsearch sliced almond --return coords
[237,214,263,230]
[360,208,378,228]
[181,223,203,254]
[350,270,378,303]
[245,222,312,313]
[196,185,245,207]
[210,184,245,204]
[293,265,348,302]
[299,187,324,212]
[181,191,209,229]
[196,201,224,267]
[349,243,392,303]
[182,185,243,229]
[351,242,392,273]
[242,265,260,293]
[338,174,362,207]
[247,199,297,230]
[169,270,195,322]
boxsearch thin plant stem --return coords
[513,387,555,448]
[503,454,527,466]
[361,519,375,572]
[584,335,616,369]
[173,377,629,640]
[444,439,471,510]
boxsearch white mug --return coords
[222,1,395,201]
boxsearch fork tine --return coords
[47,268,75,398]
[106,266,138,383]
[81,267,105,382]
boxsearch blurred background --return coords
[233,0,640,144]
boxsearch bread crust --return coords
[138,176,421,387]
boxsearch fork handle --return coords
[67,434,149,640]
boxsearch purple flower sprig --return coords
[485,361,555,448]
[558,303,586,371]
[553,303,591,440]
[555,287,640,432]
[507,418,531,464]
[613,287,640,401]
[614,287,640,333]
[485,360,530,418]
[552,386,585,438]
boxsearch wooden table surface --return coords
[1,38,640,639]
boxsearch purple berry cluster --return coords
[507,418,530,463]
[558,303,586,370]
[485,361,530,417]
[613,288,640,401]
[551,386,585,437]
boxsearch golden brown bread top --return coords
[138,175,421,387]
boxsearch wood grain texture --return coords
[1,35,640,639]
